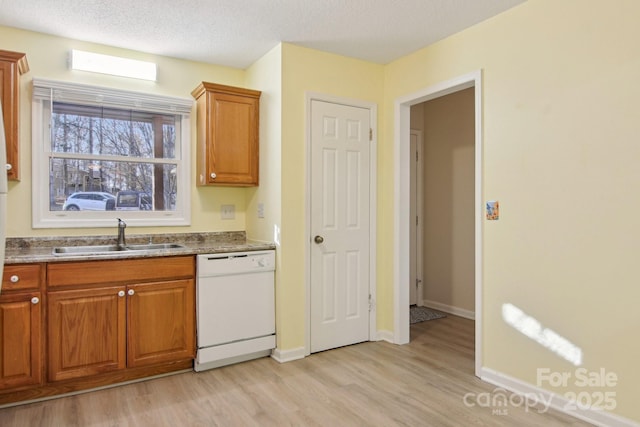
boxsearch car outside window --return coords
[62,191,116,211]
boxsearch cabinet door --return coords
[0,292,42,389]
[207,91,259,186]
[0,50,29,181]
[48,287,126,382]
[127,279,195,368]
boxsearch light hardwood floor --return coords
[0,314,593,426]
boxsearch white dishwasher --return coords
[195,250,275,372]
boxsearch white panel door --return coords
[310,100,370,353]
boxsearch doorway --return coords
[410,89,476,317]
[394,71,483,376]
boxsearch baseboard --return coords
[271,346,306,363]
[422,299,475,320]
[479,367,639,427]
[375,330,394,343]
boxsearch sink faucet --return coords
[117,218,127,249]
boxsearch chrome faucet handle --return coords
[116,218,127,247]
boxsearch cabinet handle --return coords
[31,297,39,305]
[118,290,125,297]
[128,289,135,296]
[10,275,19,283]
[5,164,12,171]
[210,172,217,179]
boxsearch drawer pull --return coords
[10,275,19,283]
[31,297,39,305]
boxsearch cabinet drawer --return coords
[47,256,195,288]
[2,264,42,292]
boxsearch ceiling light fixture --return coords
[70,49,157,81]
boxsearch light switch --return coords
[221,204,235,220]
[257,202,265,218]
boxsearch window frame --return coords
[31,78,192,228]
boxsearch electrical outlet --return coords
[257,202,265,218]
[221,204,235,220]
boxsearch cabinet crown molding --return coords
[191,81,261,99]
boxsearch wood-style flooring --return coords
[0,314,593,426]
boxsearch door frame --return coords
[410,129,424,306]
[394,70,483,376]
[304,92,378,356]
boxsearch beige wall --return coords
[244,45,286,348]
[279,43,385,349]
[3,0,640,420]
[245,44,282,245]
[0,25,248,237]
[386,0,640,421]
[411,88,475,312]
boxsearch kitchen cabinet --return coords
[127,279,194,367]
[47,286,126,381]
[0,50,29,181]
[46,256,195,382]
[192,82,261,186]
[0,264,43,390]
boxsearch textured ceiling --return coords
[0,0,525,69]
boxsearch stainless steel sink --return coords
[52,243,185,256]
[125,243,185,251]
[52,245,128,255]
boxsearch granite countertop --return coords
[4,231,275,264]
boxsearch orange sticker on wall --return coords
[486,201,499,220]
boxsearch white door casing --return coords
[409,130,424,306]
[309,99,372,353]
[394,70,482,377]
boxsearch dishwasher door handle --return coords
[206,254,248,261]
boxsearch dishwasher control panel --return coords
[197,250,275,277]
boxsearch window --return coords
[32,78,192,228]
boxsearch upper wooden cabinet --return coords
[192,82,261,186]
[0,50,29,181]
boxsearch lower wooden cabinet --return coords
[48,278,195,381]
[47,256,195,382]
[47,286,126,382]
[127,279,195,368]
[0,264,44,391]
[0,256,195,404]
[0,291,42,389]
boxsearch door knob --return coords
[314,235,324,244]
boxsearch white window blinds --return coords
[32,78,193,115]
